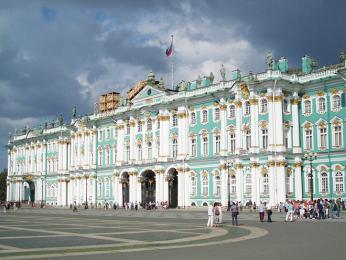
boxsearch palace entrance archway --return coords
[141,170,156,206]
[121,172,129,207]
[24,181,35,203]
[167,168,178,208]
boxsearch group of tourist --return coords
[207,202,240,227]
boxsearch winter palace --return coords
[6,52,346,208]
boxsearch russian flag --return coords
[166,38,173,57]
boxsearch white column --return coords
[92,177,96,205]
[276,160,287,204]
[274,91,284,152]
[292,94,302,153]
[177,170,184,206]
[250,162,260,205]
[268,162,276,207]
[70,137,74,168]
[113,176,118,203]
[61,180,66,206]
[129,117,136,162]
[177,107,189,160]
[158,110,170,161]
[184,171,190,207]
[92,129,97,166]
[155,172,161,203]
[235,164,243,202]
[118,180,123,206]
[129,173,135,203]
[267,89,275,152]
[235,100,243,154]
[116,120,125,165]
[294,158,303,200]
[76,178,81,204]
[250,96,259,153]
[136,177,141,203]
[220,103,228,156]
[84,132,89,166]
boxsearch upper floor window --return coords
[172,139,178,158]
[126,124,130,135]
[191,137,196,157]
[106,128,111,140]
[318,97,326,113]
[245,174,252,194]
[214,108,220,121]
[332,95,341,111]
[215,135,220,154]
[190,112,196,125]
[320,172,329,193]
[147,142,152,159]
[263,173,269,194]
[202,136,208,156]
[201,110,208,123]
[283,99,289,113]
[333,124,342,147]
[319,126,327,149]
[126,145,130,161]
[98,130,103,141]
[335,172,344,193]
[245,129,251,150]
[147,119,152,131]
[172,114,178,127]
[138,121,142,132]
[304,100,312,114]
[231,175,236,194]
[260,99,268,113]
[191,176,197,196]
[229,131,235,153]
[305,128,313,150]
[229,105,235,118]
[244,101,250,115]
[261,128,268,150]
[215,175,221,196]
[202,175,209,196]
[137,144,142,161]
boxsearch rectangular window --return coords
[305,129,313,150]
[203,137,208,156]
[319,127,327,148]
[215,135,220,154]
[334,125,342,147]
[214,108,220,121]
[191,138,196,157]
[261,129,268,149]
[229,132,235,153]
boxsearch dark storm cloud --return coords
[1,0,346,169]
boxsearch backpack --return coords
[214,207,220,216]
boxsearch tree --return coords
[0,169,8,202]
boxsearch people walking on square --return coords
[266,203,272,222]
[213,202,220,227]
[218,203,223,224]
[285,200,294,222]
[230,202,238,226]
[207,203,214,227]
[259,202,265,222]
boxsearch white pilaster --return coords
[294,158,303,201]
[129,117,136,162]
[292,94,302,153]
[235,164,243,203]
[274,91,284,152]
[220,102,228,156]
[235,99,243,154]
[158,110,170,161]
[177,107,189,160]
[116,120,125,165]
[220,167,228,206]
[250,96,259,153]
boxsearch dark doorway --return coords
[168,169,178,208]
[121,172,129,206]
[141,170,156,205]
[24,181,35,203]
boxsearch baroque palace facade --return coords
[6,53,346,208]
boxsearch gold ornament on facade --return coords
[229,170,236,176]
[249,98,258,105]
[260,121,267,129]
[294,162,302,168]
[267,161,276,167]
[249,162,260,168]
[274,96,283,102]
[220,104,227,111]
[303,123,312,129]
[316,91,325,97]
[292,98,299,105]
[287,167,292,175]
[261,167,268,175]
[267,95,273,102]
[201,171,208,177]
[335,165,343,171]
[234,163,243,169]
[158,115,170,121]
[177,113,187,119]
[332,120,341,126]
[330,88,339,94]
[240,82,249,98]
[302,94,310,99]
[284,121,291,129]
[318,121,326,128]
[234,100,242,108]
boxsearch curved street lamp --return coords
[303,152,317,202]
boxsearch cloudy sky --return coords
[1,0,345,169]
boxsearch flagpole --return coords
[171,35,174,90]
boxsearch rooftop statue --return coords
[178,80,188,91]
[158,77,165,89]
[94,102,99,114]
[248,71,254,83]
[147,70,156,86]
[266,51,273,70]
[209,72,215,84]
[340,50,346,63]
[196,75,202,86]
[220,64,226,81]
[58,114,64,126]
[72,106,77,119]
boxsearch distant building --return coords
[6,53,346,208]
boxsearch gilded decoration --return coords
[249,98,258,105]
[240,82,249,99]
[249,162,260,168]
[177,113,187,119]
[287,167,292,175]
[220,104,227,111]
[302,94,310,99]
[319,166,327,172]
[267,161,275,167]
[229,170,236,176]
[303,123,312,129]
[170,132,178,140]
[234,100,242,108]
[260,121,267,129]
[333,120,341,126]
[294,162,302,168]
[330,88,339,95]
[201,105,207,110]
[284,121,291,129]
[213,102,219,107]
[317,91,325,97]
[201,171,208,177]
[261,167,268,174]
[318,121,326,128]
[292,98,299,105]
[158,115,170,121]
[335,165,343,171]
[274,96,283,102]
[267,95,273,102]
[234,163,243,169]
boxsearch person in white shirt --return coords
[207,203,214,227]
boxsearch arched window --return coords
[112,146,116,165]
[172,139,178,158]
[214,108,220,121]
[261,128,268,149]
[332,95,341,110]
[245,174,252,194]
[304,100,311,114]
[97,179,102,197]
[137,121,142,132]
[215,175,221,196]
[215,134,220,154]
[202,110,208,123]
[229,131,236,153]
[335,172,344,193]
[191,137,196,157]
[98,149,103,166]
[245,129,251,150]
[319,126,327,148]
[245,101,251,115]
[320,172,329,193]
[172,114,178,127]
[263,174,269,194]
[105,147,110,165]
[137,144,142,161]
[147,119,152,131]
[202,175,209,196]
[318,97,326,113]
[260,99,268,113]
[106,128,111,139]
[333,124,342,147]
[126,124,130,135]
[147,142,152,159]
[283,99,289,113]
[307,173,313,194]
[190,112,196,124]
[191,176,197,196]
[305,128,313,150]
[229,105,235,118]
[105,178,110,198]
[202,135,208,156]
[230,175,236,194]
[126,145,130,162]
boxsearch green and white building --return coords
[6,53,346,207]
